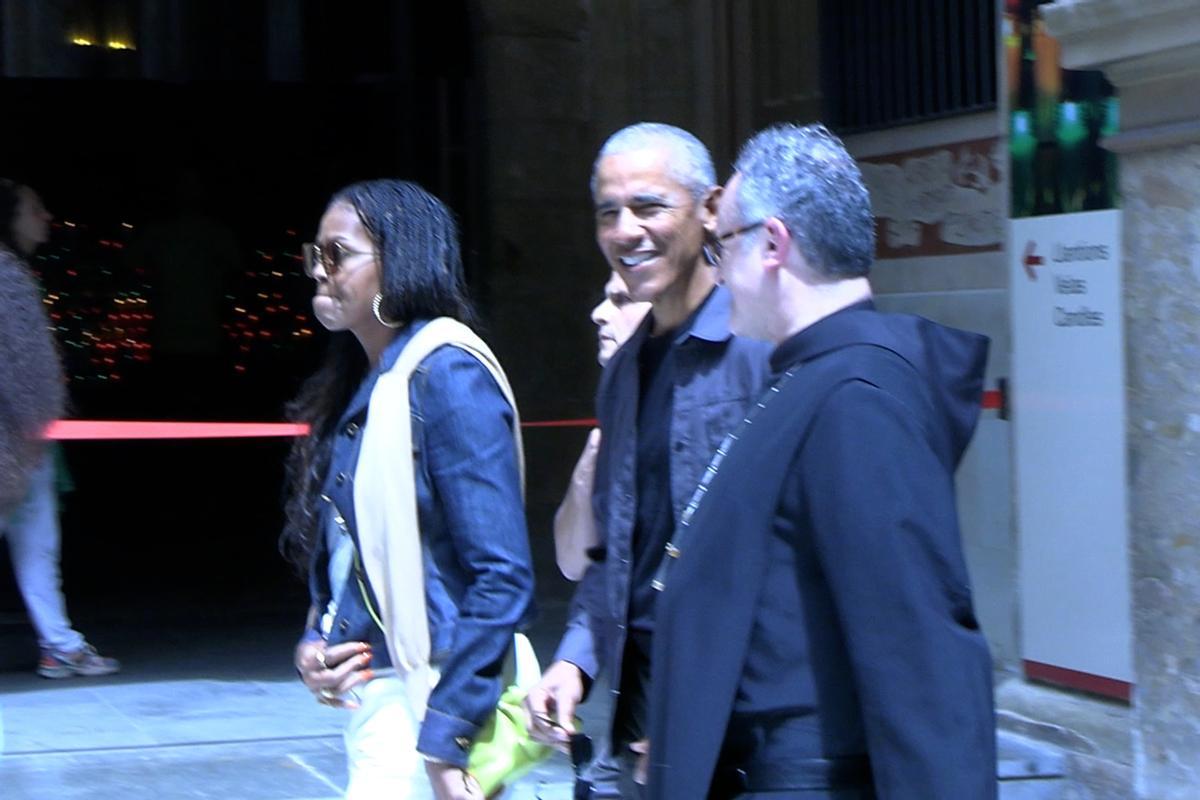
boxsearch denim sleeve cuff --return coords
[553,624,600,681]
[418,707,480,768]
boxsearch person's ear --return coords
[700,185,722,234]
[761,217,791,273]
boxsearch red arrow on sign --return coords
[1022,240,1044,280]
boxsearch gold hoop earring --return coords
[372,293,402,329]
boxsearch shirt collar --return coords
[672,284,731,345]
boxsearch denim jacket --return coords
[307,319,535,766]
[553,287,771,694]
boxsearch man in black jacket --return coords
[646,124,997,799]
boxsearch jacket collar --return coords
[376,318,430,373]
[336,319,430,428]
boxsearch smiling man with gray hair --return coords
[645,123,998,799]
[525,122,770,797]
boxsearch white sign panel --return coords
[1012,209,1132,685]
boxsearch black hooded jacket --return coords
[648,302,997,799]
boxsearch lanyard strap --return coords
[652,367,798,592]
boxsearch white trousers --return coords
[1,456,84,653]
[343,675,436,800]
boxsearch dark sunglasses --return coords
[301,241,375,277]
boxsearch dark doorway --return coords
[0,0,484,667]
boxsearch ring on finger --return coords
[315,649,327,670]
[318,688,336,701]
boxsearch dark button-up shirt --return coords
[554,286,771,717]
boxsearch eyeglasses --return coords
[709,220,765,265]
[301,241,375,277]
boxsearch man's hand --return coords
[425,761,486,800]
[523,659,585,748]
[554,428,603,580]
[294,639,373,709]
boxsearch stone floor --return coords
[0,580,1071,799]
[0,600,592,800]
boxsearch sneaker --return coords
[37,643,120,679]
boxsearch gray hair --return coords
[731,123,875,278]
[590,122,716,201]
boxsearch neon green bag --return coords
[467,684,553,795]
[467,633,552,795]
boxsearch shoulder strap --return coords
[392,318,524,493]
[353,318,523,718]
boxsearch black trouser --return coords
[609,631,652,799]
[708,714,875,800]
[573,737,622,799]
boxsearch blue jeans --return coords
[1,456,84,653]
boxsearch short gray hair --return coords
[590,123,716,201]
[731,123,875,278]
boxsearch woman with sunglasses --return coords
[281,180,534,800]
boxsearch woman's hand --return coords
[294,639,373,708]
[425,761,487,800]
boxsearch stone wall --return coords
[1027,1,1200,796]
[471,1,600,598]
[473,1,732,597]
[1122,143,1200,798]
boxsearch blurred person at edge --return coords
[553,271,650,582]
[0,178,120,679]
[281,179,534,800]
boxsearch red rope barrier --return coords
[44,420,312,440]
[43,418,599,440]
[43,391,1000,441]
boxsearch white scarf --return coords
[353,318,524,718]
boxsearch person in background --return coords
[282,179,534,800]
[0,178,120,679]
[552,271,649,799]
[553,271,650,582]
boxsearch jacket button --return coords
[455,736,471,750]
[344,423,359,438]
[335,472,346,486]
[338,619,350,633]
